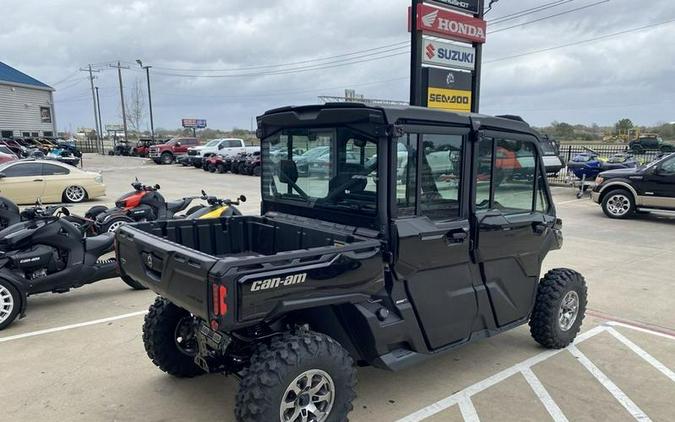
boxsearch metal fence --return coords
[548,144,662,185]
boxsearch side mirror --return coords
[0,172,5,178]
[218,144,224,150]
[201,189,207,196]
[154,184,161,190]
[239,195,247,203]
[176,142,182,147]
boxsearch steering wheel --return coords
[323,161,377,203]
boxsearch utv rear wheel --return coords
[601,189,635,219]
[235,330,356,422]
[143,297,205,378]
[530,269,587,349]
[0,280,20,330]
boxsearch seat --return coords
[85,232,115,254]
[166,199,190,213]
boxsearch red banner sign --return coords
[415,3,486,44]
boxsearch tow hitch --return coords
[194,322,231,373]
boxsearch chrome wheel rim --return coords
[106,220,126,233]
[558,291,580,332]
[66,186,85,202]
[280,369,335,422]
[0,285,14,324]
[606,194,630,216]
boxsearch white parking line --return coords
[567,345,652,422]
[0,310,147,343]
[397,325,606,422]
[606,327,675,383]
[606,320,675,341]
[521,367,569,422]
[457,398,479,422]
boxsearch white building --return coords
[0,61,56,139]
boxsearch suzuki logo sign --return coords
[421,37,476,70]
[416,4,486,44]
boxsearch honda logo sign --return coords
[416,3,486,44]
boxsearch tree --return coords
[551,121,575,139]
[614,118,633,133]
[124,78,147,134]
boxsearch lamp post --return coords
[136,59,155,140]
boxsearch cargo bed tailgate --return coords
[116,225,218,319]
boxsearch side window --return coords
[225,140,240,148]
[660,157,675,175]
[477,136,539,214]
[43,164,70,175]
[396,134,417,216]
[3,163,43,177]
[419,134,463,221]
[536,170,551,213]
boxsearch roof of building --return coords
[0,62,53,91]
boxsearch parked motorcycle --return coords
[0,205,146,330]
[184,191,245,219]
[89,179,205,233]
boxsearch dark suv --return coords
[116,104,587,422]
[592,152,675,218]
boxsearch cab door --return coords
[393,129,479,350]
[0,162,46,204]
[640,155,675,206]
[474,133,556,327]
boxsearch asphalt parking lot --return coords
[1,154,674,422]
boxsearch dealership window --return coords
[43,131,53,137]
[1,131,12,138]
[22,132,30,137]
[31,132,39,137]
[477,136,539,215]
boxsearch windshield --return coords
[204,139,221,147]
[262,127,378,213]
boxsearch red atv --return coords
[131,139,159,157]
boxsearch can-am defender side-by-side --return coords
[116,104,587,422]
[0,204,147,330]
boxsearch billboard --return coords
[416,3,486,44]
[426,68,472,112]
[105,124,123,131]
[428,0,479,14]
[182,119,207,129]
[422,37,476,70]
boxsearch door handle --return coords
[446,228,469,244]
[532,222,548,235]
[33,178,44,182]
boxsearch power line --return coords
[489,0,575,24]
[486,17,675,63]
[145,40,410,72]
[50,70,81,86]
[488,0,610,34]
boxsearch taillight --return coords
[211,284,228,316]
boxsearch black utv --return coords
[116,104,587,422]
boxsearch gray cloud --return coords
[2,0,674,131]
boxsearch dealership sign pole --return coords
[409,0,485,112]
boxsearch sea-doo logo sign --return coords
[426,67,473,112]
[250,273,307,292]
[422,38,476,70]
[416,4,486,44]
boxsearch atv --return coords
[0,204,146,330]
[116,104,587,422]
[89,179,204,233]
[184,191,245,219]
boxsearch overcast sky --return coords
[2,0,674,132]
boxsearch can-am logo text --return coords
[250,273,307,292]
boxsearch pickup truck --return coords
[116,103,586,422]
[184,138,258,168]
[148,137,200,164]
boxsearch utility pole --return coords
[79,65,101,150]
[409,0,424,106]
[110,61,130,143]
[95,86,104,154]
[471,0,485,113]
[136,60,155,140]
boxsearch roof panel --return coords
[0,62,53,90]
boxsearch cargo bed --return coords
[116,215,384,326]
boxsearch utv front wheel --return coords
[530,269,587,349]
[236,331,356,422]
[143,297,205,377]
